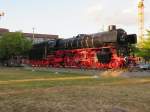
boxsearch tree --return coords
[135,30,150,63]
[0,32,32,66]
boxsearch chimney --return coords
[108,25,116,31]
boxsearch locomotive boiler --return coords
[28,25,137,69]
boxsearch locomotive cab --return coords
[97,47,112,64]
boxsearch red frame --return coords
[26,47,136,69]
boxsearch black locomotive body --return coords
[28,25,137,69]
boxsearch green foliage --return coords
[136,30,150,61]
[0,32,32,59]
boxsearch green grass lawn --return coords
[0,68,150,112]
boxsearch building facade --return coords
[0,28,59,43]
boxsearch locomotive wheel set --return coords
[27,25,137,69]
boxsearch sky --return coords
[0,0,150,38]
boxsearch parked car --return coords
[138,64,150,70]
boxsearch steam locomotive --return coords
[28,25,137,69]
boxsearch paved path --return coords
[26,67,150,77]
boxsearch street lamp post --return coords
[32,27,35,43]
